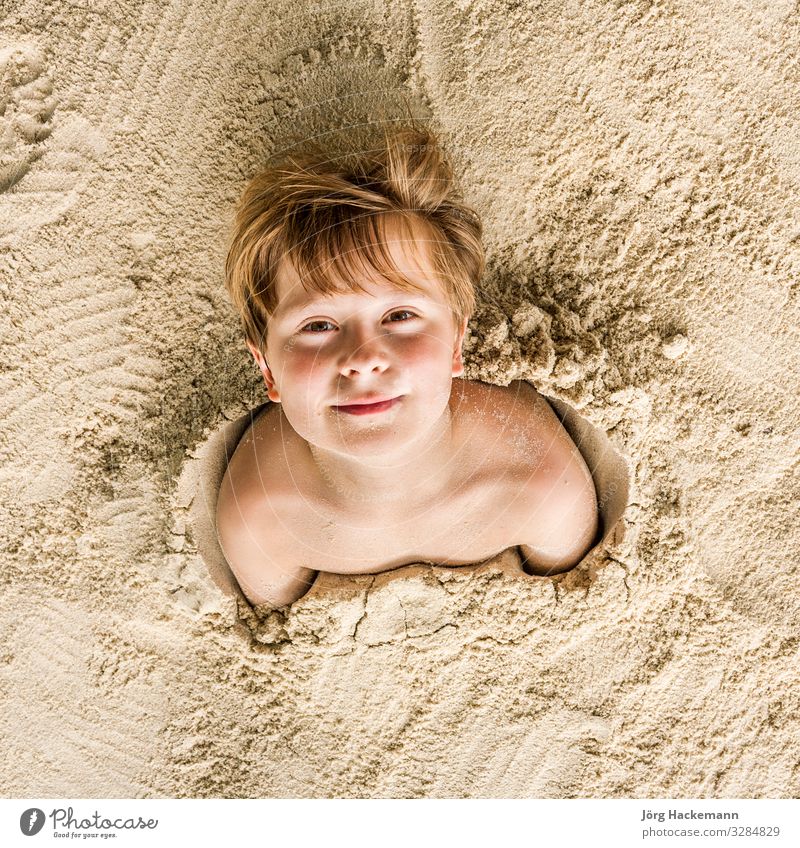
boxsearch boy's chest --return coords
[289,471,527,575]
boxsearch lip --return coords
[334,396,402,415]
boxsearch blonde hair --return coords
[224,121,485,356]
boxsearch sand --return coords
[1,0,799,798]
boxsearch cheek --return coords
[396,331,453,365]
[281,347,329,386]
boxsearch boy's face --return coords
[247,218,469,459]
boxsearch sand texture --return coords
[2,0,799,798]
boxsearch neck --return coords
[306,404,457,516]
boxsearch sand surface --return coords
[2,0,799,798]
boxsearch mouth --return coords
[333,396,403,415]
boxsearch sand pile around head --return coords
[1,0,799,798]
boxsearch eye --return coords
[300,320,336,333]
[387,310,417,322]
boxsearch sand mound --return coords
[2,0,798,798]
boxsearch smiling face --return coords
[247,216,469,460]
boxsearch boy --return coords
[217,123,599,610]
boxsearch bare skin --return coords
[217,377,599,605]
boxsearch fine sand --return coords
[1,1,799,798]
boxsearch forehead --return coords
[272,215,447,318]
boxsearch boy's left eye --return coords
[387,310,417,322]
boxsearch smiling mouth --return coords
[334,397,402,415]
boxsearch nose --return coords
[338,325,390,377]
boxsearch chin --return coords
[334,426,413,454]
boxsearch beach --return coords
[1,0,798,797]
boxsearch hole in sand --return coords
[180,385,630,630]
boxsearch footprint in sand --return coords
[0,43,57,193]
[0,44,107,245]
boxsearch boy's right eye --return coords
[300,320,335,333]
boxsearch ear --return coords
[451,315,469,378]
[246,340,280,403]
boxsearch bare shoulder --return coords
[454,379,598,574]
[218,402,301,506]
[216,479,318,609]
[451,378,559,469]
[216,405,317,608]
[492,381,599,575]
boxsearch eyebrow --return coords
[278,292,433,320]
[280,299,332,317]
